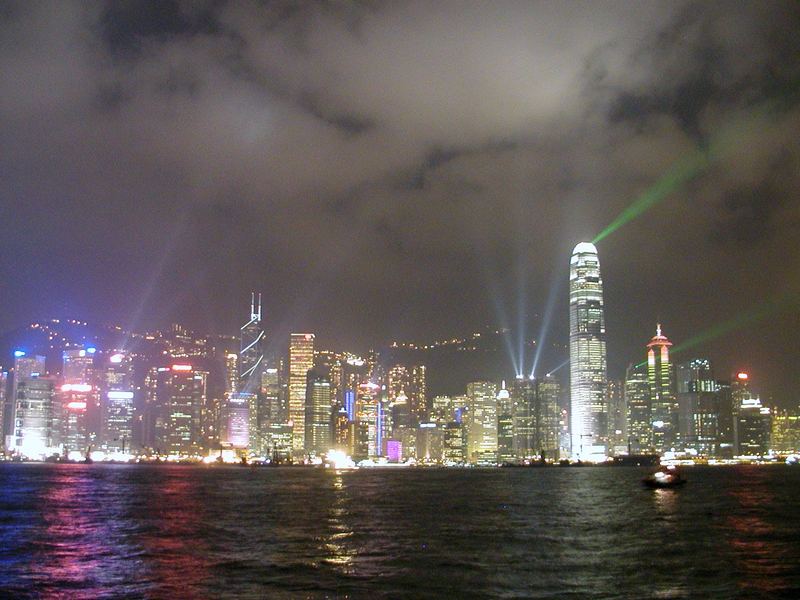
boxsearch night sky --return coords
[1,1,798,403]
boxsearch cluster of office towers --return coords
[0,296,565,464]
[0,245,792,462]
[569,242,779,460]
[223,293,566,464]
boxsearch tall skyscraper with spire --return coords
[239,292,265,393]
[569,242,608,460]
[647,324,677,453]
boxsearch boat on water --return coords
[642,466,686,489]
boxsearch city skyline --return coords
[0,2,798,405]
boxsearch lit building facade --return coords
[771,408,800,453]
[675,358,718,456]
[356,381,381,457]
[100,353,135,454]
[59,383,95,456]
[239,293,265,394]
[569,242,608,460]
[647,325,677,453]
[9,352,47,450]
[732,372,770,456]
[625,362,650,452]
[466,381,498,465]
[13,376,57,458]
[606,379,627,452]
[288,333,314,454]
[148,364,208,456]
[222,392,251,450]
[305,368,332,455]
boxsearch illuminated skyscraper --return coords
[675,358,718,456]
[387,364,427,425]
[305,368,332,455]
[647,324,677,453]
[606,379,627,452]
[569,242,608,460]
[537,375,562,460]
[771,408,800,453]
[496,383,515,463]
[730,372,770,456]
[511,378,535,459]
[147,364,208,455]
[101,353,135,455]
[13,376,57,459]
[239,293,265,393]
[61,347,100,454]
[7,353,47,452]
[59,382,96,457]
[222,392,251,450]
[625,362,651,452]
[466,381,498,465]
[356,381,381,457]
[0,370,6,450]
[288,333,314,454]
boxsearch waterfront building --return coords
[714,380,735,458]
[417,422,444,463]
[771,408,800,453]
[537,375,562,460]
[10,353,47,447]
[249,365,281,456]
[266,422,294,461]
[221,392,251,450]
[497,383,515,463]
[102,388,134,454]
[625,362,651,452]
[466,381,498,465]
[59,382,95,456]
[675,358,718,456]
[12,376,57,459]
[356,381,381,457]
[606,379,627,453]
[443,421,466,464]
[647,325,677,453]
[511,378,536,459]
[0,370,6,450]
[305,368,332,455]
[569,242,608,460]
[288,333,315,454]
[147,364,208,456]
[732,372,770,456]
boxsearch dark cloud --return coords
[0,0,799,401]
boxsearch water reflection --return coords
[322,471,355,572]
[135,468,214,597]
[726,467,788,594]
[32,466,146,598]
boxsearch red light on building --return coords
[737,372,749,380]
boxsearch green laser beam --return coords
[633,291,794,368]
[671,293,793,355]
[592,86,797,246]
[593,150,710,244]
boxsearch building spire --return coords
[656,323,662,337]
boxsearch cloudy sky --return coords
[1,1,798,401]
